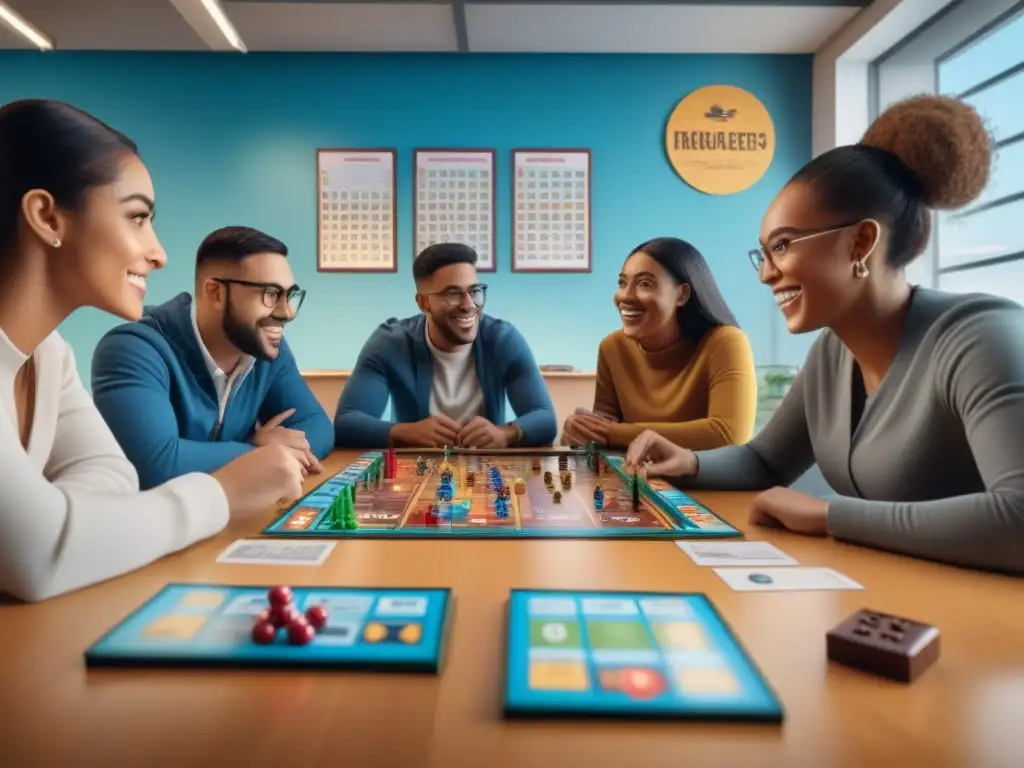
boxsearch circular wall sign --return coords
[664,84,776,195]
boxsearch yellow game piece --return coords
[398,623,423,644]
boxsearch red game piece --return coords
[287,618,316,645]
[305,605,329,631]
[269,604,300,628]
[252,620,277,645]
[268,585,293,607]
[384,448,397,479]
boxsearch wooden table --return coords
[1,451,1021,768]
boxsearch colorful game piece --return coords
[305,605,329,630]
[252,620,276,645]
[85,584,454,672]
[503,589,783,721]
[268,585,292,607]
[826,609,940,683]
[287,619,316,645]
[264,449,741,540]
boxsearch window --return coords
[871,0,1024,300]
[936,6,1024,300]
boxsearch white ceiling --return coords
[1,0,868,54]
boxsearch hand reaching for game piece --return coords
[457,416,515,448]
[212,444,307,517]
[252,409,322,474]
[749,487,830,536]
[390,415,462,448]
[624,429,698,478]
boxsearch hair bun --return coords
[860,94,992,210]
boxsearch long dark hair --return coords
[629,237,739,342]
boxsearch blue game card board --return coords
[84,584,453,673]
[504,589,783,721]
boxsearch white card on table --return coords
[713,566,863,592]
[216,539,335,566]
[677,541,798,567]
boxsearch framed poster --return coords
[414,149,495,271]
[316,148,397,272]
[512,149,591,273]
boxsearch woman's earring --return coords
[52,238,62,248]
[853,259,869,279]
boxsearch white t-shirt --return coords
[425,323,483,424]
[0,326,228,602]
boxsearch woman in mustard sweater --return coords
[563,237,757,450]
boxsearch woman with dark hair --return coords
[563,237,756,450]
[626,95,1024,574]
[0,99,305,601]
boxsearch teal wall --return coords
[0,51,814,382]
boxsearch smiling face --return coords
[614,250,689,347]
[416,261,484,350]
[757,182,881,334]
[48,153,166,321]
[208,253,299,360]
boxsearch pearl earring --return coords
[52,238,61,248]
[854,259,869,278]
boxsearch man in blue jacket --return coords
[91,226,334,490]
[334,242,556,449]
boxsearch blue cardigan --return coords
[91,293,333,490]
[334,314,557,448]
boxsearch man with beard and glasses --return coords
[91,226,333,489]
[334,242,557,449]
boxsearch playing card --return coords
[678,541,798,567]
[216,539,336,566]
[713,566,863,592]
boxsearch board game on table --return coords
[503,589,783,721]
[264,447,741,539]
[84,583,452,672]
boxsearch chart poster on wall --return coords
[414,149,495,271]
[512,149,591,273]
[316,148,397,272]
[664,85,775,196]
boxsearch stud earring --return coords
[853,259,869,279]
[51,238,61,248]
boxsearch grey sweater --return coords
[686,287,1024,574]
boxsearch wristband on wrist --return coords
[506,421,524,446]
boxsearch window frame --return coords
[869,0,1024,290]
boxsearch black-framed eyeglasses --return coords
[425,284,487,308]
[213,278,306,314]
[748,221,863,272]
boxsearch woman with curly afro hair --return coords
[625,95,1024,574]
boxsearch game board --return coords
[264,447,741,540]
[84,584,452,673]
[503,589,783,721]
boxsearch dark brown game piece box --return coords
[826,608,940,683]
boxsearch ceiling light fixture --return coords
[0,2,53,50]
[200,0,246,53]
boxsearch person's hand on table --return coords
[750,487,829,535]
[457,416,515,448]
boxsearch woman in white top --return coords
[0,99,306,602]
